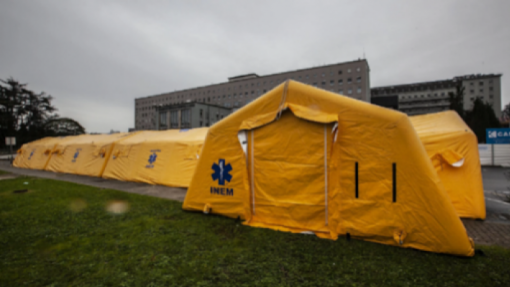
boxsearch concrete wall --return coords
[462,77,502,118]
[155,103,231,130]
[134,59,370,130]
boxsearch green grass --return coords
[0,169,10,175]
[0,177,509,287]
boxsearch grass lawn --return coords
[0,169,10,175]
[1,177,509,287]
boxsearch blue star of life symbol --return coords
[148,153,157,164]
[146,150,160,168]
[72,149,81,162]
[212,159,232,186]
[28,149,35,160]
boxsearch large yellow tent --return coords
[45,133,134,177]
[102,128,208,187]
[14,136,70,170]
[183,80,475,256]
[410,111,486,220]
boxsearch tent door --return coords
[248,111,331,233]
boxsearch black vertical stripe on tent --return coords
[392,163,396,202]
[355,162,359,198]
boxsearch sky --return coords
[1,0,509,133]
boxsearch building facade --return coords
[135,59,371,130]
[155,102,231,130]
[371,74,502,117]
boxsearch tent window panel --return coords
[393,163,397,202]
[355,162,359,198]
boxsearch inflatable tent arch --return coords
[45,133,135,177]
[183,80,475,257]
[102,128,208,188]
[410,111,486,220]
[14,136,71,170]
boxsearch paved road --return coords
[481,167,510,222]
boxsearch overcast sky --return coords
[1,0,509,133]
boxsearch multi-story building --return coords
[135,59,371,130]
[155,102,231,130]
[371,74,502,117]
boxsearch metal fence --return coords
[479,144,510,166]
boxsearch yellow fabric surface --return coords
[102,128,208,188]
[13,137,72,170]
[45,133,135,177]
[183,80,474,257]
[410,111,486,220]
[437,149,464,166]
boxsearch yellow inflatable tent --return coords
[102,128,208,187]
[410,111,486,220]
[14,136,69,170]
[45,133,134,177]
[183,80,475,257]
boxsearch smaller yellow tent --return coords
[14,137,69,170]
[102,128,208,187]
[410,111,486,220]
[45,133,135,177]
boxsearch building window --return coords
[489,95,493,99]
[347,78,352,84]
[159,112,167,129]
[356,77,361,83]
[489,87,493,91]
[347,89,352,94]
[479,81,484,86]
[338,70,342,75]
[357,88,361,94]
[338,79,343,85]
[356,67,361,72]
[347,69,351,73]
[199,109,203,117]
[470,90,474,94]
[338,89,343,94]
[330,80,334,85]
[170,110,178,128]
[181,109,191,128]
[480,89,483,92]
[322,81,326,85]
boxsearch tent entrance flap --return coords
[248,111,331,232]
